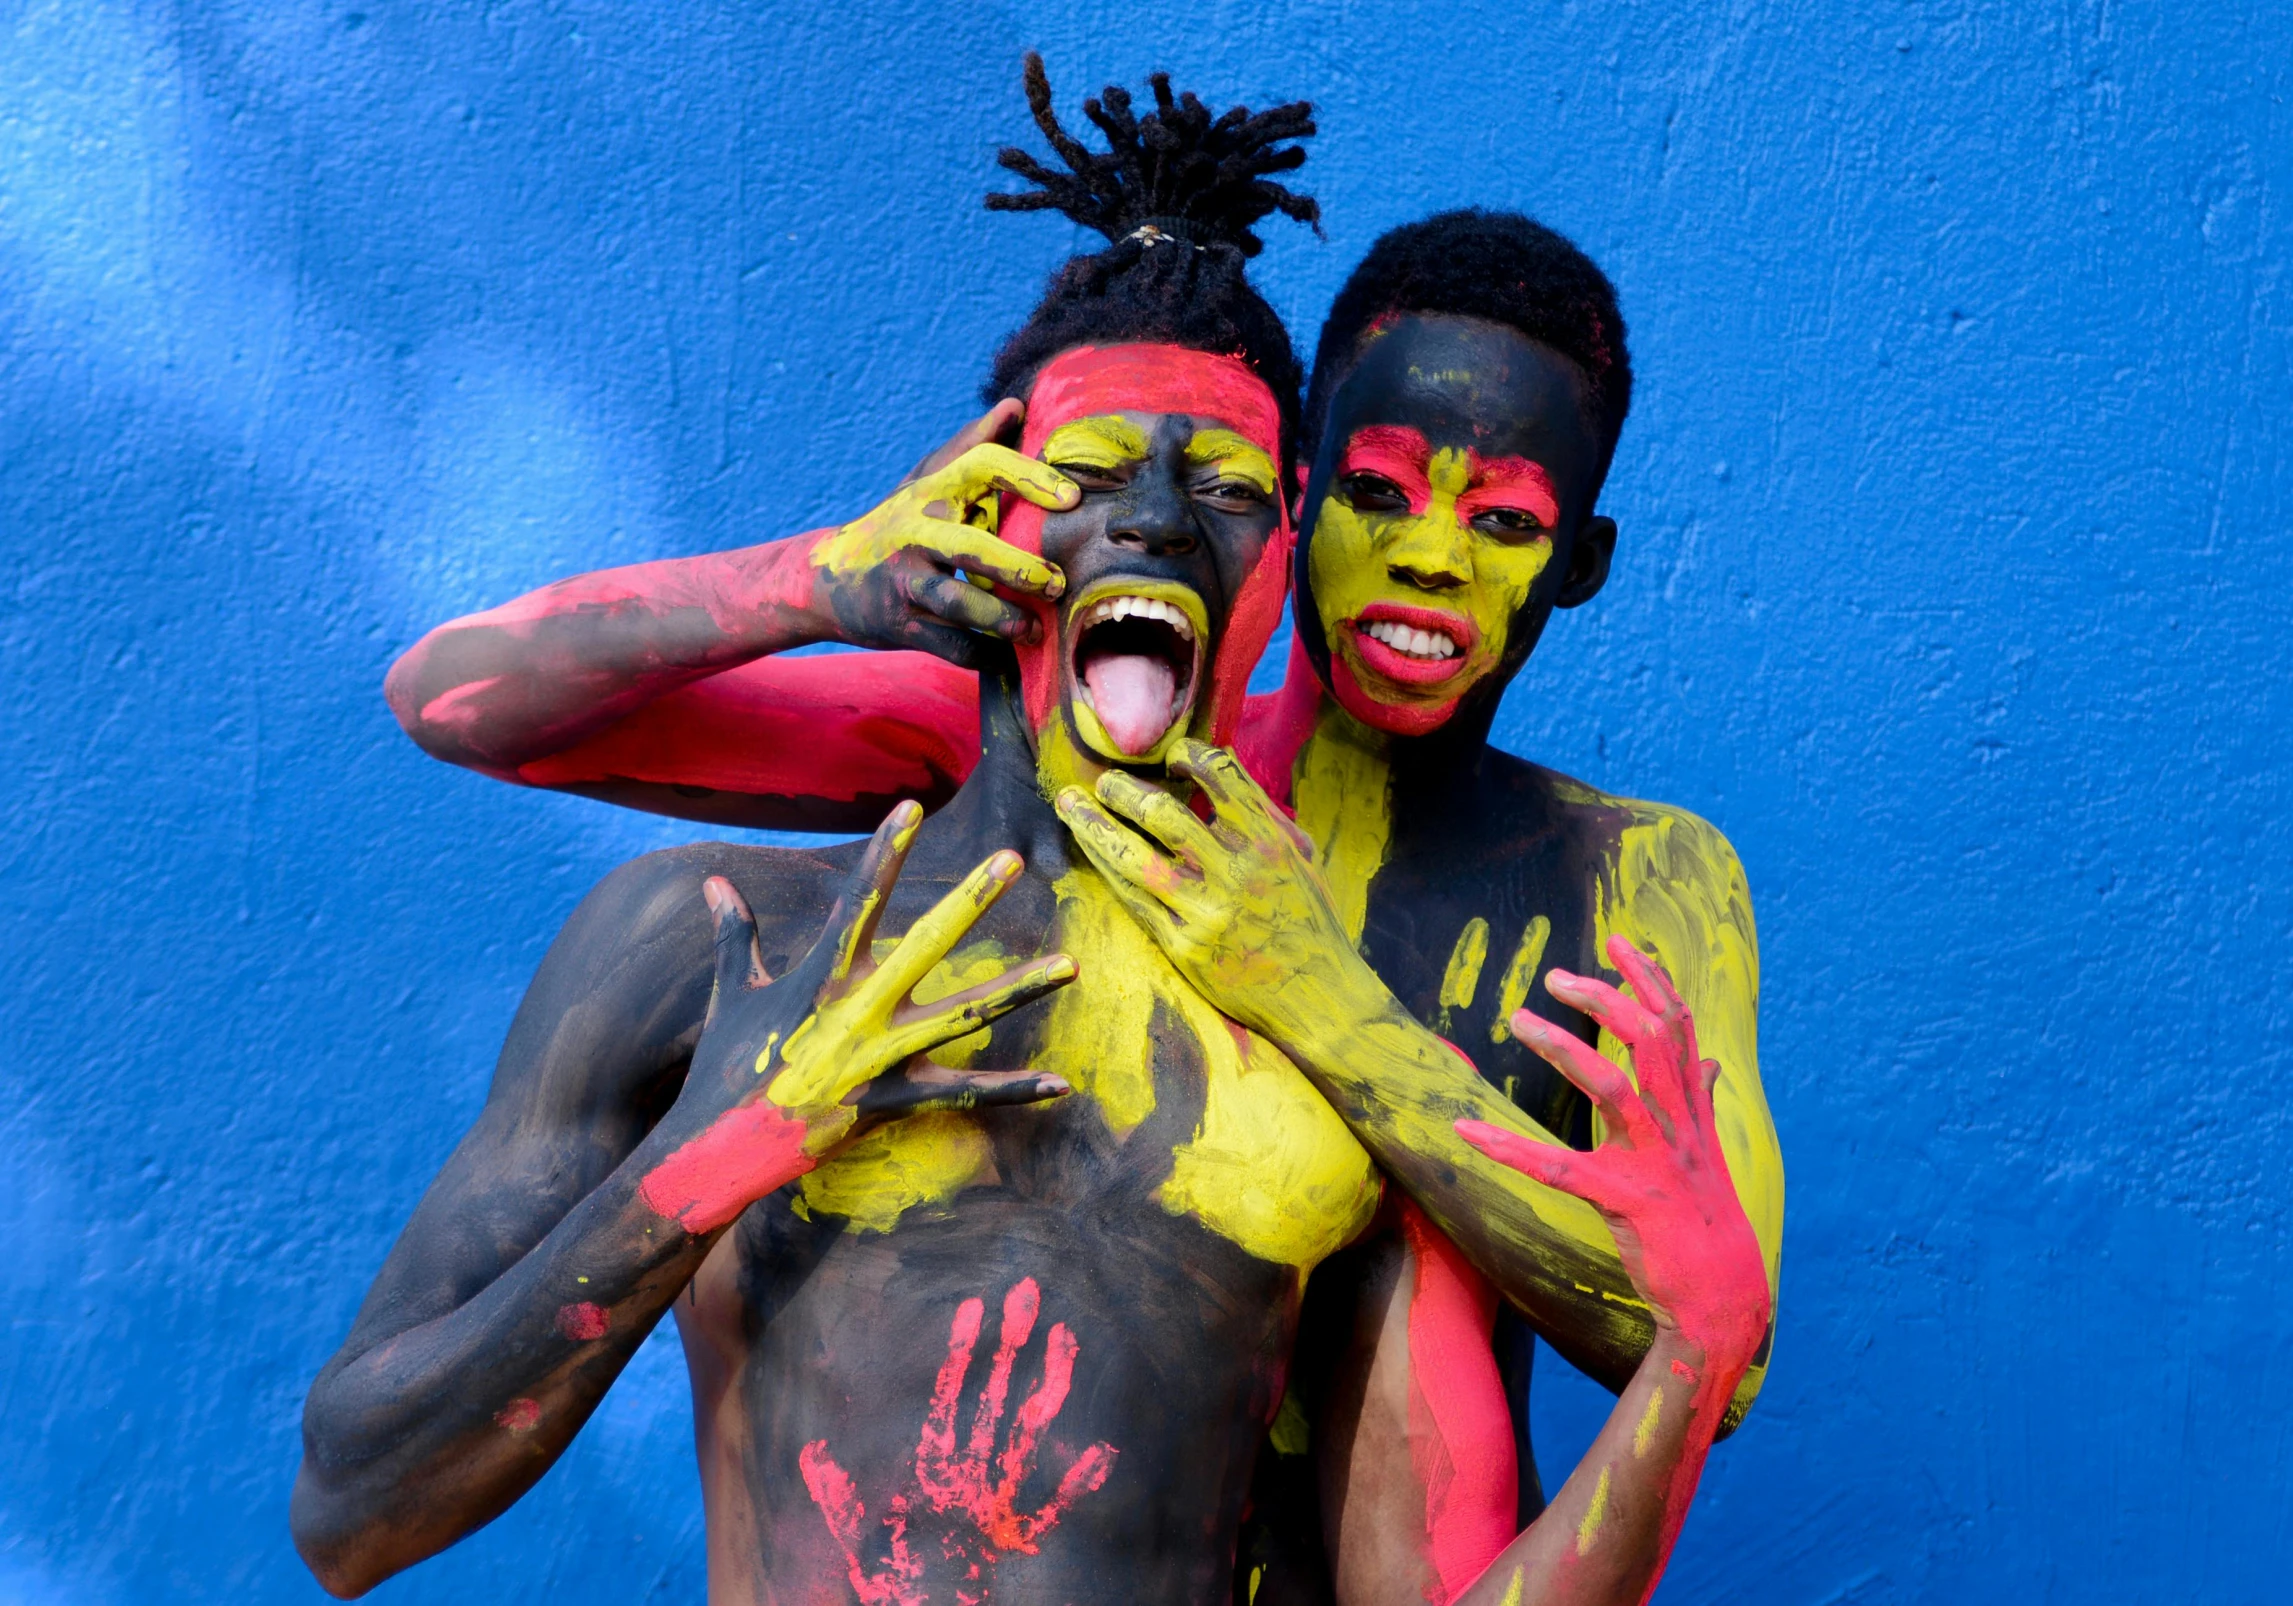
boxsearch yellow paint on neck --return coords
[1575,1464,1613,1556]
[1433,916,1490,1036]
[1487,916,1552,1045]
[1289,700,1394,945]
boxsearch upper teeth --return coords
[1363,620,1460,660]
[1080,595,1196,641]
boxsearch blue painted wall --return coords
[4,2,2287,1600]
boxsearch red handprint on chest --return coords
[799,1278,1119,1606]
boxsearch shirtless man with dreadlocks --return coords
[299,58,1773,1606]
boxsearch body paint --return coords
[1000,345,1292,746]
[638,1101,814,1234]
[1486,917,1553,1046]
[555,1301,611,1342]
[1036,867,1380,1270]
[1589,800,1784,1300]
[1434,917,1491,1037]
[797,1111,994,1235]
[1288,697,1395,945]
[1397,1200,1517,1604]
[798,1279,1117,1604]
[494,1398,542,1433]
[1308,429,1555,736]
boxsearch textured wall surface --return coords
[4,2,2288,1600]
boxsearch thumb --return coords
[702,875,765,1021]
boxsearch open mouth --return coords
[1349,602,1478,688]
[1068,584,1207,760]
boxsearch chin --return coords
[1329,653,1467,737]
[1061,579,1210,767]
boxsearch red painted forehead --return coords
[1018,344,1283,461]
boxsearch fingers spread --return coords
[1455,1119,1614,1209]
[828,801,924,979]
[1606,935,1687,1020]
[1169,739,1266,815]
[1510,1009,1642,1135]
[1544,967,1664,1048]
[892,954,1079,1058]
[1055,789,1189,906]
[864,848,1025,1011]
[857,1064,1071,1119]
[703,875,766,1002]
[1094,771,1215,867]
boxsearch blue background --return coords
[4,1,2288,1600]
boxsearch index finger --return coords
[1605,935,1687,1021]
[1170,740,1276,824]
[862,848,1026,1011]
[941,443,1081,512]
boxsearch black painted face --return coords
[1294,315,1617,738]
[1031,411,1281,768]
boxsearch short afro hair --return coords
[1304,210,1632,474]
[982,54,1319,477]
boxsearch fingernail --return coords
[895,800,922,826]
[702,881,726,915]
[1043,956,1078,981]
[991,851,1022,880]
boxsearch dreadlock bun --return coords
[982,54,1317,472]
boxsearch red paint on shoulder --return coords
[1397,1198,1517,1603]
[494,1397,542,1433]
[638,1101,815,1234]
[556,1301,611,1342]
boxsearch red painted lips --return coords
[1349,602,1479,688]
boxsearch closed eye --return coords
[1047,460,1129,493]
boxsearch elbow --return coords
[383,635,519,776]
[290,1462,393,1599]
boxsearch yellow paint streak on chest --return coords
[1487,915,1552,1045]
[1591,800,1784,1295]
[1289,703,1393,945]
[1044,869,1379,1270]
[795,943,1010,1233]
[1433,915,1490,1036]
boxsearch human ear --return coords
[1555,515,1616,609]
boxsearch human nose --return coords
[1383,514,1470,591]
[1103,472,1199,557]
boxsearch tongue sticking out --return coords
[1084,654,1179,755]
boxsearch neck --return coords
[1254,634,1494,813]
[932,669,1078,875]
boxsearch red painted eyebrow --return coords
[1340,425,1561,527]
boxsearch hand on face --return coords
[645,804,1078,1233]
[805,414,1078,668]
[1457,936,1770,1370]
[1052,739,1380,1048]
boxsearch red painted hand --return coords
[799,1278,1117,1606]
[1457,936,1770,1372]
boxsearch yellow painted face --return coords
[1307,424,1557,737]
[1033,413,1279,771]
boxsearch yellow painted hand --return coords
[1053,739,1386,1050]
[806,437,1079,665]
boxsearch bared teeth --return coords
[1361,620,1461,660]
[1078,595,1196,641]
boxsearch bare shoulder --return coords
[1486,752,1754,928]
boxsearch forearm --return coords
[384,531,834,772]
[1454,1328,1745,1606]
[1275,1002,1654,1388]
[292,1116,788,1593]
